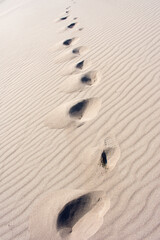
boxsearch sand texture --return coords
[1,0,160,239]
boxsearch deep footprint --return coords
[56,193,91,232]
[72,46,88,55]
[81,76,91,84]
[69,100,88,119]
[56,191,110,239]
[95,133,121,171]
[63,38,73,46]
[101,151,107,167]
[67,22,77,29]
[61,70,99,93]
[76,60,84,70]
[44,98,101,129]
[60,16,68,21]
[81,71,100,86]
[100,146,116,169]
[29,189,110,240]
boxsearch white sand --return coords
[1,0,160,239]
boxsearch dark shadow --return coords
[81,76,91,84]
[76,60,84,69]
[57,193,91,231]
[69,100,88,119]
[72,48,79,54]
[63,39,72,46]
[101,151,107,167]
[67,23,76,29]
[60,16,68,21]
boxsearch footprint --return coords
[79,28,83,31]
[82,132,121,174]
[72,46,88,56]
[49,38,79,54]
[63,37,79,47]
[55,46,88,63]
[29,189,110,240]
[63,38,73,46]
[67,22,77,29]
[74,59,90,71]
[60,59,91,76]
[99,136,120,171]
[76,60,85,70]
[60,16,68,21]
[80,71,100,85]
[44,97,102,129]
[61,70,101,93]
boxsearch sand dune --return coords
[1,0,160,239]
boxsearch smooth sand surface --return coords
[1,0,160,239]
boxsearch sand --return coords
[1,0,160,239]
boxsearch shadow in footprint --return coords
[72,46,88,55]
[60,16,68,21]
[57,193,91,234]
[74,59,90,71]
[61,70,100,93]
[63,37,79,47]
[63,38,73,46]
[69,100,88,119]
[67,22,77,29]
[101,151,107,167]
[81,132,121,177]
[54,44,87,64]
[76,60,84,70]
[80,71,100,86]
[100,141,119,171]
[49,38,79,54]
[60,59,91,76]
[44,97,101,129]
[56,191,109,238]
